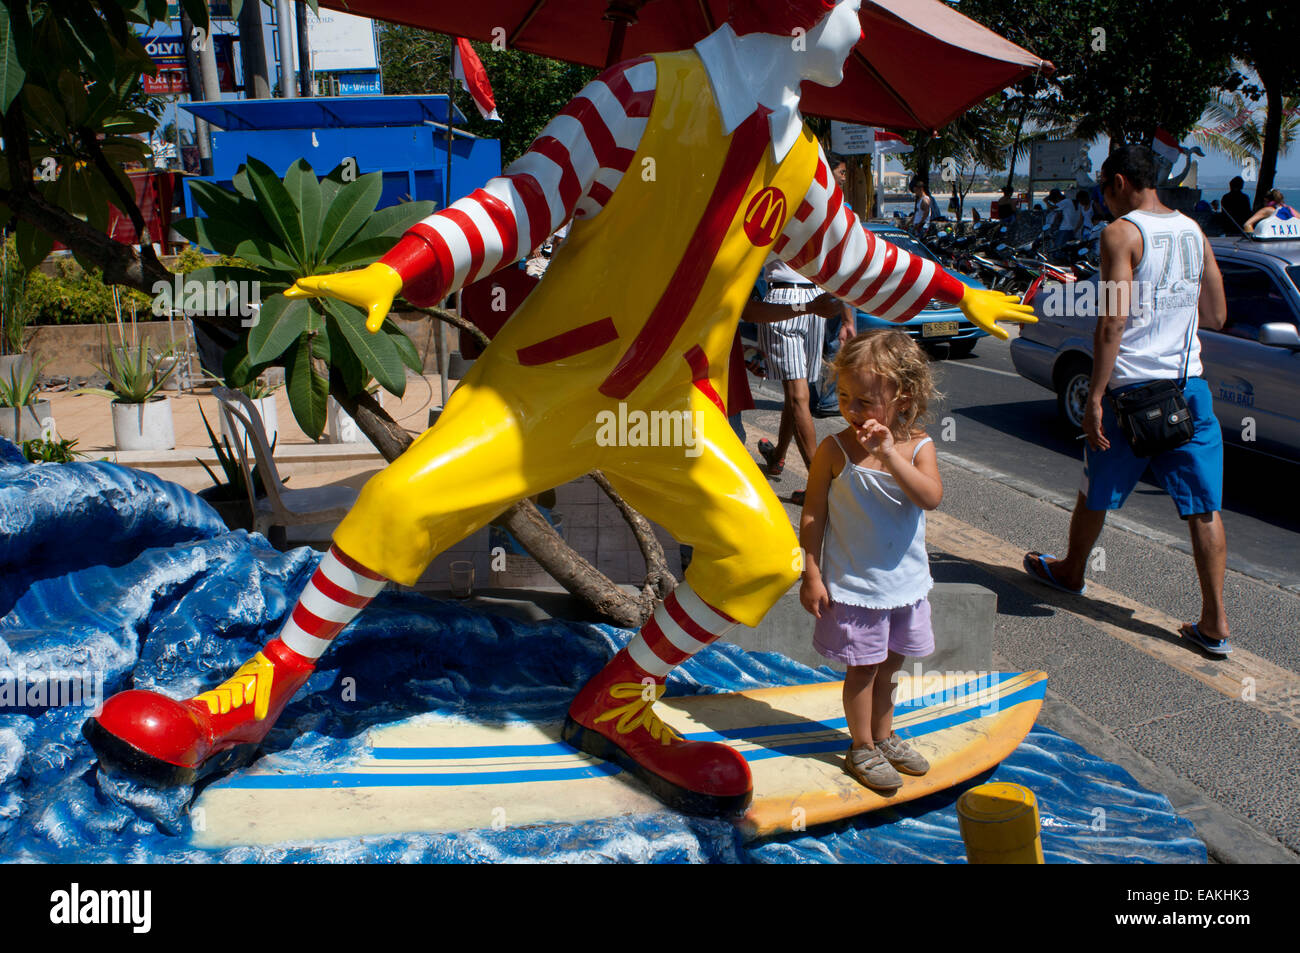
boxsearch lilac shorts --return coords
[813,598,934,666]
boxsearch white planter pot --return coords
[112,396,175,451]
[327,394,382,447]
[219,394,278,452]
[0,400,53,444]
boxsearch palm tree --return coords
[1190,88,1298,177]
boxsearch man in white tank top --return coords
[1024,145,1234,658]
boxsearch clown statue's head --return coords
[729,0,863,88]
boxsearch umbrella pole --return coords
[603,0,648,68]
[440,59,456,410]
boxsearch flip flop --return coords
[1180,622,1232,657]
[1022,552,1087,596]
[791,490,806,506]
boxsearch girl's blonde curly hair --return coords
[830,329,939,440]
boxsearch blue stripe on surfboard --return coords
[214,677,1045,791]
[367,671,1024,759]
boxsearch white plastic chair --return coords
[211,386,359,544]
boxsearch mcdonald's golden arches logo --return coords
[742,187,787,247]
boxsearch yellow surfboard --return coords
[192,670,1046,848]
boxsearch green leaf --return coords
[286,333,328,441]
[384,322,423,374]
[317,171,382,264]
[175,212,262,258]
[189,179,264,228]
[0,6,27,114]
[350,200,438,244]
[179,0,210,33]
[22,83,66,138]
[231,167,255,200]
[232,237,299,273]
[15,216,54,270]
[248,294,310,365]
[323,236,401,270]
[327,319,367,395]
[242,157,307,263]
[283,158,322,267]
[323,298,406,397]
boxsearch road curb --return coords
[1024,674,1298,864]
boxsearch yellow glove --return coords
[955,286,1038,341]
[285,262,404,333]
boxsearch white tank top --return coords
[1111,209,1204,386]
[821,434,933,609]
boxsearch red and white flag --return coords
[453,38,499,121]
[1153,128,1183,164]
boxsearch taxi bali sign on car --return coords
[1254,214,1300,240]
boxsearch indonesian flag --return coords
[874,129,912,156]
[1153,128,1183,164]
[453,38,499,121]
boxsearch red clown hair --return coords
[728,0,838,37]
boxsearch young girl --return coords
[799,329,942,792]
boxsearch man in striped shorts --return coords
[88,0,1034,815]
[751,256,845,502]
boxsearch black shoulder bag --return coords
[1107,310,1198,458]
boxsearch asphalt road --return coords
[926,334,1300,592]
[742,331,1300,860]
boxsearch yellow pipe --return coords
[957,782,1045,864]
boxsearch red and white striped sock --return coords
[626,583,738,677]
[277,546,388,661]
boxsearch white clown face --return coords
[801,0,864,87]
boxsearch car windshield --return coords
[1287,265,1300,295]
[874,230,937,263]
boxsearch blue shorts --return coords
[1082,376,1223,517]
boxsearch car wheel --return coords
[948,339,977,358]
[1055,357,1092,430]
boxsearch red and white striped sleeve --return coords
[380,57,657,306]
[774,148,967,322]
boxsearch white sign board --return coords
[831,121,876,157]
[1031,139,1091,185]
[307,10,378,72]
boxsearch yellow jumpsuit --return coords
[333,52,820,627]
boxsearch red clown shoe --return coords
[562,648,752,816]
[84,638,314,786]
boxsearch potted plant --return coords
[209,372,282,451]
[194,406,281,532]
[21,436,86,464]
[0,236,33,385]
[77,290,179,451]
[0,358,54,444]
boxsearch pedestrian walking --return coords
[1024,145,1232,657]
[749,256,845,505]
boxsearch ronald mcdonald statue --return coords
[87,0,1035,816]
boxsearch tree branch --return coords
[401,300,490,349]
[589,469,675,604]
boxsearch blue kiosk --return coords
[178,95,502,220]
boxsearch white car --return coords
[1010,234,1300,462]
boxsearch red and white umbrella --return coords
[322,0,1051,130]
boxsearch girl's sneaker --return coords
[844,744,902,792]
[875,732,930,775]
